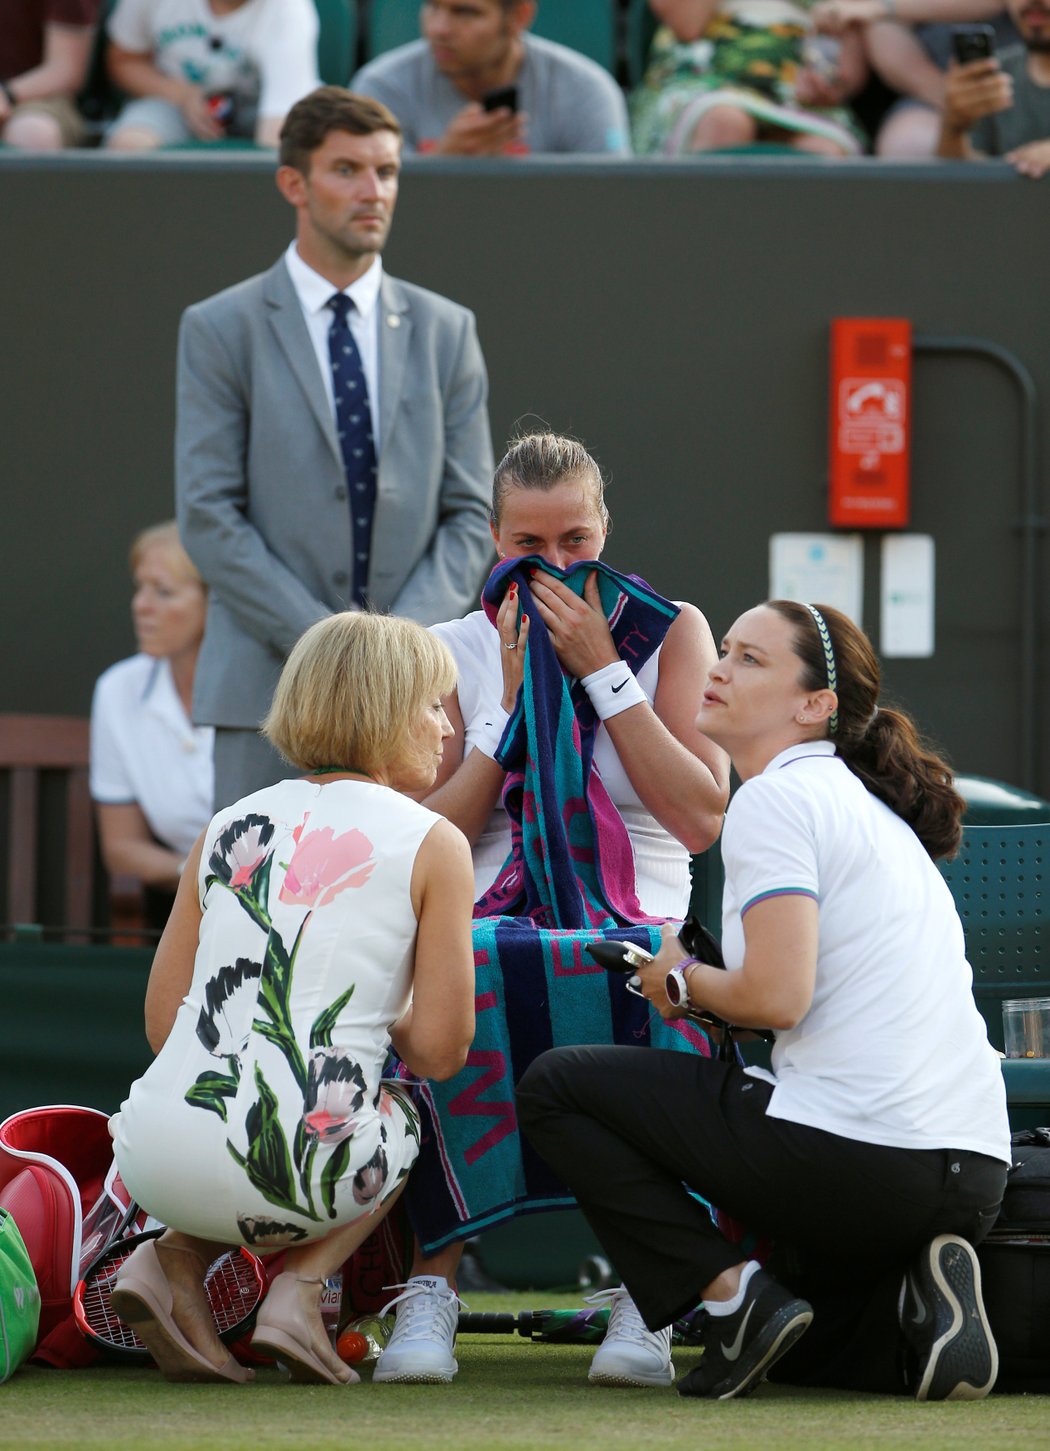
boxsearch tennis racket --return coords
[73,1227,267,1361]
[456,1306,707,1345]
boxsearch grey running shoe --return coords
[678,1269,813,1400]
[900,1235,998,1401]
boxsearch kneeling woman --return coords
[519,600,1010,1401]
[110,614,475,1385]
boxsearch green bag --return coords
[0,1207,40,1383]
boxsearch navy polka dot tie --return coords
[327,292,377,608]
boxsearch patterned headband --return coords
[803,604,839,737]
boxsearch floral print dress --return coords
[631,3,864,155]
[112,779,436,1247]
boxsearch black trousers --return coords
[517,1045,1007,1394]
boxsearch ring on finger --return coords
[504,642,518,650]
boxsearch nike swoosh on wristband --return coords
[721,1302,756,1362]
[611,679,630,694]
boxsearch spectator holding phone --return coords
[812,0,1013,158]
[351,0,629,156]
[938,0,1050,174]
[104,0,320,151]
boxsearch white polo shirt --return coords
[721,742,1010,1164]
[90,655,214,858]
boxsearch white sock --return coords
[703,1259,761,1317]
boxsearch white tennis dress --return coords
[112,778,438,1246]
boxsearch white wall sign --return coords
[769,533,863,622]
[881,534,935,658]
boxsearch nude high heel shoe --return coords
[251,1273,358,1385]
[110,1239,254,1384]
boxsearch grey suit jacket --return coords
[175,257,495,728]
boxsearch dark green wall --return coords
[2,154,1047,789]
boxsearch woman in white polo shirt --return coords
[518,599,1011,1404]
[90,522,213,915]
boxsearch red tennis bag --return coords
[0,1104,134,1367]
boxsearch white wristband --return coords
[580,661,647,721]
[468,708,511,760]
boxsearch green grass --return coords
[2,1293,1045,1451]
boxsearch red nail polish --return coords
[509,582,517,594]
[529,568,537,577]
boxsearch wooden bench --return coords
[0,713,147,943]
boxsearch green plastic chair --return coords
[315,0,358,85]
[957,774,1050,827]
[532,0,618,73]
[940,824,1050,1129]
[689,837,724,938]
[366,0,420,59]
[625,0,658,86]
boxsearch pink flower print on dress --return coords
[303,1049,367,1146]
[209,813,275,889]
[279,825,376,908]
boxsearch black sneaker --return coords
[678,1269,813,1400]
[900,1234,998,1401]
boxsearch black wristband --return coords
[1,81,18,108]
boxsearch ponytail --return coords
[839,707,963,860]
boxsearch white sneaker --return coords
[373,1276,462,1384]
[586,1286,675,1388]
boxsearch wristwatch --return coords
[665,957,698,1008]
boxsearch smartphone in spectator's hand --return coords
[481,85,519,113]
[951,24,996,65]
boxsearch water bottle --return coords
[336,1313,394,1365]
[319,1270,343,1347]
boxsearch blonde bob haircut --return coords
[262,612,457,777]
[129,520,203,585]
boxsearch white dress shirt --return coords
[283,243,382,447]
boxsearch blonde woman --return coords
[91,521,212,901]
[110,613,475,1386]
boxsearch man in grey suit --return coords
[176,86,494,807]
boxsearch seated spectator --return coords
[631,0,868,157]
[937,0,1050,172]
[518,600,1010,1402]
[0,1,101,152]
[109,611,475,1385]
[104,0,320,152]
[351,0,630,156]
[90,522,213,914]
[812,0,1014,158]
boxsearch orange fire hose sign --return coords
[829,319,912,529]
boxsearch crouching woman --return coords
[109,613,475,1385]
[519,600,1010,1401]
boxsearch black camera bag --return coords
[977,1129,1050,1393]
